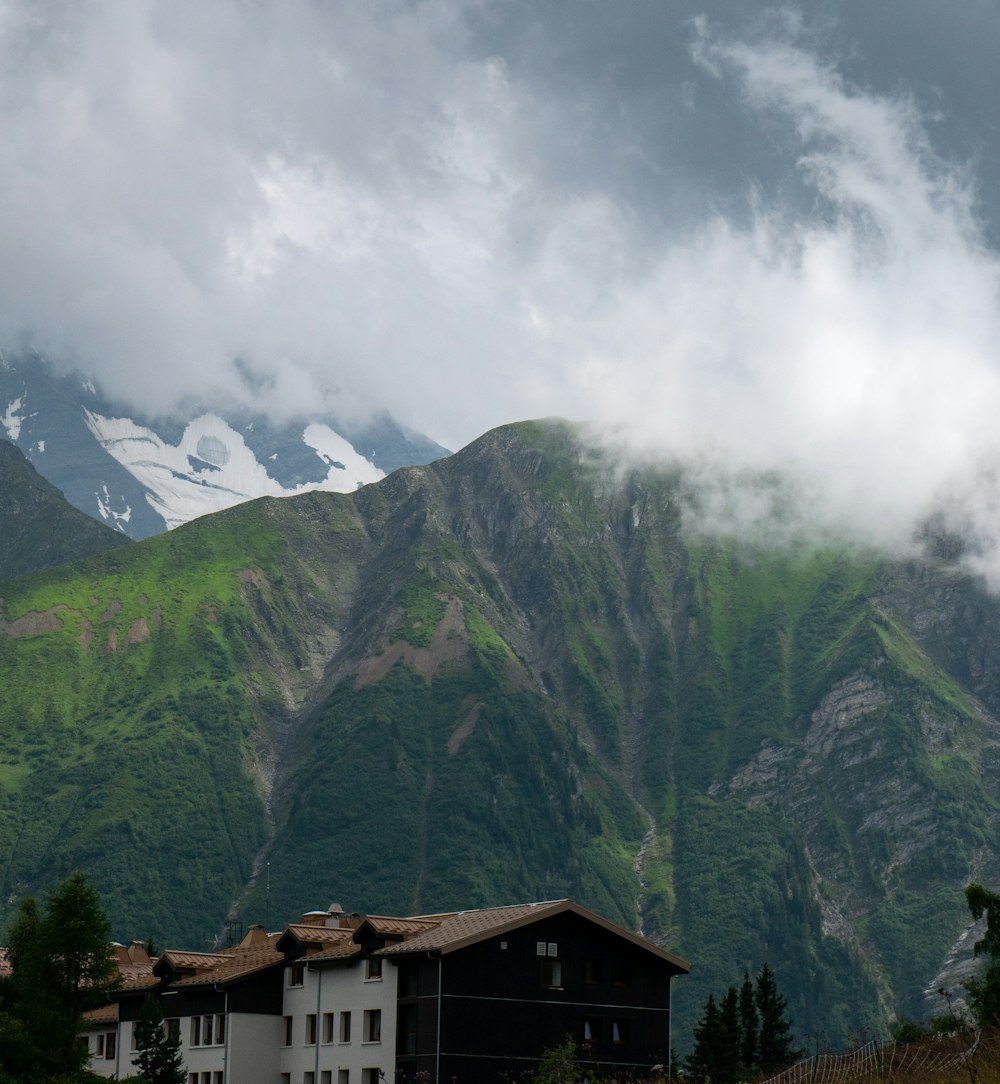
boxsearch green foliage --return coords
[0,873,118,1082]
[534,1036,583,1084]
[133,994,185,1084]
[890,1017,929,1044]
[964,883,1000,1027]
[3,417,1000,1065]
[392,576,448,647]
[686,965,798,1082]
[756,963,800,1070]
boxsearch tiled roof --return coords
[362,916,448,936]
[377,900,691,972]
[375,901,557,955]
[83,1003,118,1026]
[167,934,283,988]
[298,942,363,964]
[283,924,355,944]
[157,950,235,972]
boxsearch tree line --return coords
[0,872,182,1084]
[683,963,799,1082]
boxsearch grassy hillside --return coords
[2,420,999,1049]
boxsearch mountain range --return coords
[1,418,999,1052]
[0,355,449,538]
[0,439,129,579]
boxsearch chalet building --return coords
[92,898,689,1083]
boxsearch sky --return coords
[2,1,1000,571]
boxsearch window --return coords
[365,956,383,980]
[612,1018,631,1045]
[306,1013,317,1045]
[200,1074,211,1084]
[399,1004,417,1055]
[283,1015,293,1046]
[213,1074,224,1084]
[96,1034,105,1057]
[280,1075,290,1084]
[323,1011,334,1044]
[188,1075,198,1084]
[338,1072,349,1084]
[582,1018,602,1044]
[398,960,417,998]
[364,1009,381,1043]
[322,1072,332,1084]
[340,1011,352,1043]
[289,961,305,986]
[584,958,604,984]
[540,957,563,988]
[189,1015,223,1047]
[362,1070,381,1084]
[166,1018,180,1041]
[611,959,632,987]
[104,1032,116,1059]
[305,1073,315,1084]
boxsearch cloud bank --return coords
[2,3,1000,574]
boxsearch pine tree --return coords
[134,992,186,1084]
[2,872,119,1080]
[738,971,758,1071]
[685,993,725,1081]
[755,963,799,1071]
[717,986,741,1084]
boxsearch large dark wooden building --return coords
[379,900,690,1082]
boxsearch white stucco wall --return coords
[226,1012,284,1084]
[280,957,398,1084]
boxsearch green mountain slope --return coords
[0,439,129,579]
[2,419,999,1049]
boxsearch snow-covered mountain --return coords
[0,356,449,539]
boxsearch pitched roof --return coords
[376,899,691,972]
[83,1003,118,1026]
[277,924,356,953]
[155,934,283,989]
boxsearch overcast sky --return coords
[2,1,1000,570]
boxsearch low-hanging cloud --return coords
[2,3,1000,576]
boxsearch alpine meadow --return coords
[3,420,1000,1048]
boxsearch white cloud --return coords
[2,3,1000,576]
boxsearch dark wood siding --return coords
[397,911,681,1081]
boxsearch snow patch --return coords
[95,483,133,529]
[35,440,45,453]
[84,411,384,530]
[3,395,26,441]
[302,424,384,489]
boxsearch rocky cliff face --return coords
[1,419,998,1048]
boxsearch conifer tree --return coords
[2,872,119,1080]
[685,993,725,1081]
[738,971,758,1071]
[755,963,799,1071]
[717,986,741,1084]
[134,993,186,1084]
